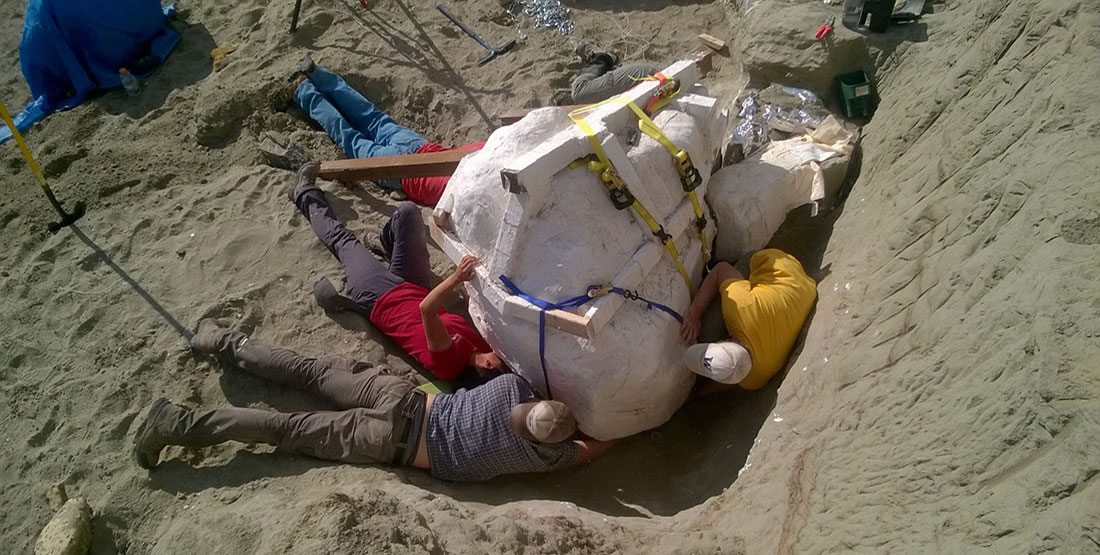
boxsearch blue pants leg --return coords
[306,66,427,154]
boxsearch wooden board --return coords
[318,149,478,181]
[697,33,727,51]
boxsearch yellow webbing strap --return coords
[608,98,711,264]
[570,113,693,289]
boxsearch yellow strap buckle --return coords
[673,150,702,192]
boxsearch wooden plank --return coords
[697,33,727,51]
[503,296,595,339]
[318,149,478,182]
[499,59,702,199]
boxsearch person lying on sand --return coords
[565,43,658,105]
[132,321,613,481]
[286,160,505,382]
[678,249,818,396]
[272,56,482,206]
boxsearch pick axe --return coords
[437,4,517,65]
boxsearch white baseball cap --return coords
[524,401,577,443]
[683,342,752,384]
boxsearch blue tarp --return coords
[0,1,180,143]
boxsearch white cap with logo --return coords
[682,341,753,384]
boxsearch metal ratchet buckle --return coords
[587,284,613,298]
[675,151,702,191]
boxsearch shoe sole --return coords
[132,397,172,470]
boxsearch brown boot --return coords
[132,398,188,469]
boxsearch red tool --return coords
[815,16,836,39]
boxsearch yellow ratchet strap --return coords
[569,111,693,289]
[610,98,710,264]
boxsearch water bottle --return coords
[119,68,140,96]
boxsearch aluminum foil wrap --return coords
[508,0,574,36]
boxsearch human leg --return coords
[571,62,657,104]
[293,80,384,160]
[190,321,417,410]
[132,398,408,468]
[307,66,428,154]
[380,202,432,289]
[294,186,404,312]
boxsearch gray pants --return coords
[571,62,658,104]
[297,194,432,315]
[172,328,424,465]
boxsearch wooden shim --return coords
[697,33,727,51]
[503,295,595,339]
[499,105,585,126]
[318,149,478,182]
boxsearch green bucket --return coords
[836,70,875,118]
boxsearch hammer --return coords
[437,4,516,66]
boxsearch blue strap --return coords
[606,286,683,323]
[498,275,684,400]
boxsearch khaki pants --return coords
[173,328,423,465]
[571,62,658,105]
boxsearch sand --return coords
[1,0,1098,553]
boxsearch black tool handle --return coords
[290,0,304,33]
[437,4,492,50]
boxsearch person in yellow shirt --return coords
[679,249,818,394]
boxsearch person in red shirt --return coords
[286,160,506,381]
[275,56,479,206]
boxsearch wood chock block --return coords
[697,33,727,52]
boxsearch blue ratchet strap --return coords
[585,284,683,323]
[499,276,686,400]
[499,275,592,400]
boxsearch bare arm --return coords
[420,255,478,352]
[680,261,744,345]
[574,439,617,464]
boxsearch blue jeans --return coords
[294,66,428,189]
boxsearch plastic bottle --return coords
[119,68,140,96]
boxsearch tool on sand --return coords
[0,99,85,232]
[815,16,836,39]
[437,4,516,65]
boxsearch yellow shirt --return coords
[720,249,817,390]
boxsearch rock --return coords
[46,483,68,513]
[434,59,726,439]
[34,498,91,555]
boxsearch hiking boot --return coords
[363,230,389,259]
[588,52,618,72]
[189,318,231,355]
[259,131,309,170]
[272,72,309,112]
[285,161,321,204]
[313,278,373,318]
[272,55,318,111]
[132,397,187,470]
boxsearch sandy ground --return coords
[1,0,1098,553]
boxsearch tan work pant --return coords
[173,328,423,465]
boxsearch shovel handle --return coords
[437,4,492,50]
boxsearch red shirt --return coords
[369,282,492,381]
[401,141,486,206]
